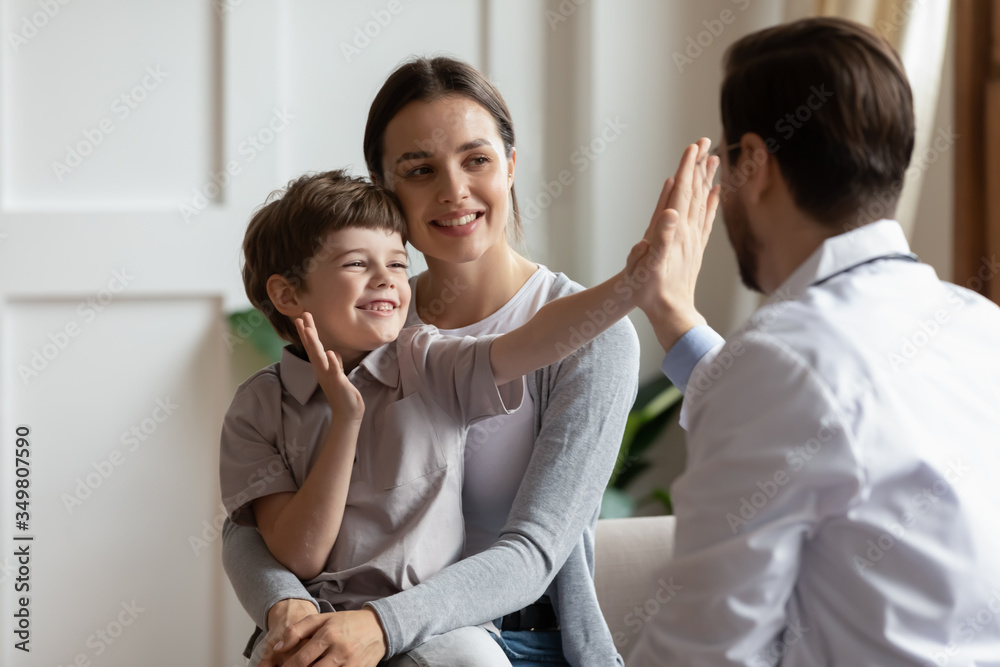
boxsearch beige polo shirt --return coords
[219,325,523,611]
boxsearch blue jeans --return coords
[490,629,570,666]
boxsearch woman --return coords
[224,56,641,666]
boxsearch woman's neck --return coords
[416,242,537,329]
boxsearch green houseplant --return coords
[599,374,683,519]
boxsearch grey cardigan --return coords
[222,272,640,666]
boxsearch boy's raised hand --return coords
[295,312,364,422]
[625,138,721,352]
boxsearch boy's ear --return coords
[266,274,303,317]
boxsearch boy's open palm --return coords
[296,312,364,422]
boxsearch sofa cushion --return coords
[594,516,676,656]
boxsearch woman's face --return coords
[381,95,515,266]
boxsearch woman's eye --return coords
[404,165,431,177]
[469,156,490,167]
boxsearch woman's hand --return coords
[296,312,364,422]
[259,608,388,667]
[258,598,320,666]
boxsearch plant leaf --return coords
[649,487,673,515]
[228,309,285,362]
[600,487,636,519]
[612,459,651,490]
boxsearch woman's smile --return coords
[382,95,515,264]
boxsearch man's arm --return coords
[659,324,726,394]
[636,138,719,353]
[628,333,865,666]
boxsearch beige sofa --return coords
[594,516,677,657]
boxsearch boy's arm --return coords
[489,266,641,385]
[253,313,363,581]
[492,140,720,386]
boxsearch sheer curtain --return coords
[784,0,952,239]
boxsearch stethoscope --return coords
[811,252,920,288]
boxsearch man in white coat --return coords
[629,16,1000,667]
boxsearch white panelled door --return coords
[0,0,292,663]
[0,0,548,665]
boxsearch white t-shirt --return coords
[406,266,555,556]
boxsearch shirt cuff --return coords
[660,325,725,393]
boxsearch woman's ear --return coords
[266,274,303,317]
[507,147,516,186]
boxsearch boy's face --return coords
[295,227,410,367]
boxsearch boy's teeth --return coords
[436,213,477,227]
[363,303,394,311]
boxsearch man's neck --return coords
[758,212,848,295]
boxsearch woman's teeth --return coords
[436,213,478,227]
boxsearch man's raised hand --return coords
[628,138,720,352]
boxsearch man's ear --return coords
[735,133,774,206]
[266,274,303,317]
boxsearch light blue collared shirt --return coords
[660,324,724,393]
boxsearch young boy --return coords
[219,164,714,663]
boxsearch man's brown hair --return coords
[241,169,407,347]
[721,17,915,226]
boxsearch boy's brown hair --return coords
[241,169,407,347]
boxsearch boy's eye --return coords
[344,261,365,268]
[390,262,408,269]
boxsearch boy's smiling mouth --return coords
[358,299,398,312]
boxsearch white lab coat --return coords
[630,220,1000,666]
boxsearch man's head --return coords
[718,17,915,292]
[242,170,410,358]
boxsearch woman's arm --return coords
[369,314,640,655]
[221,518,318,630]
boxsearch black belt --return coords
[501,598,560,632]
